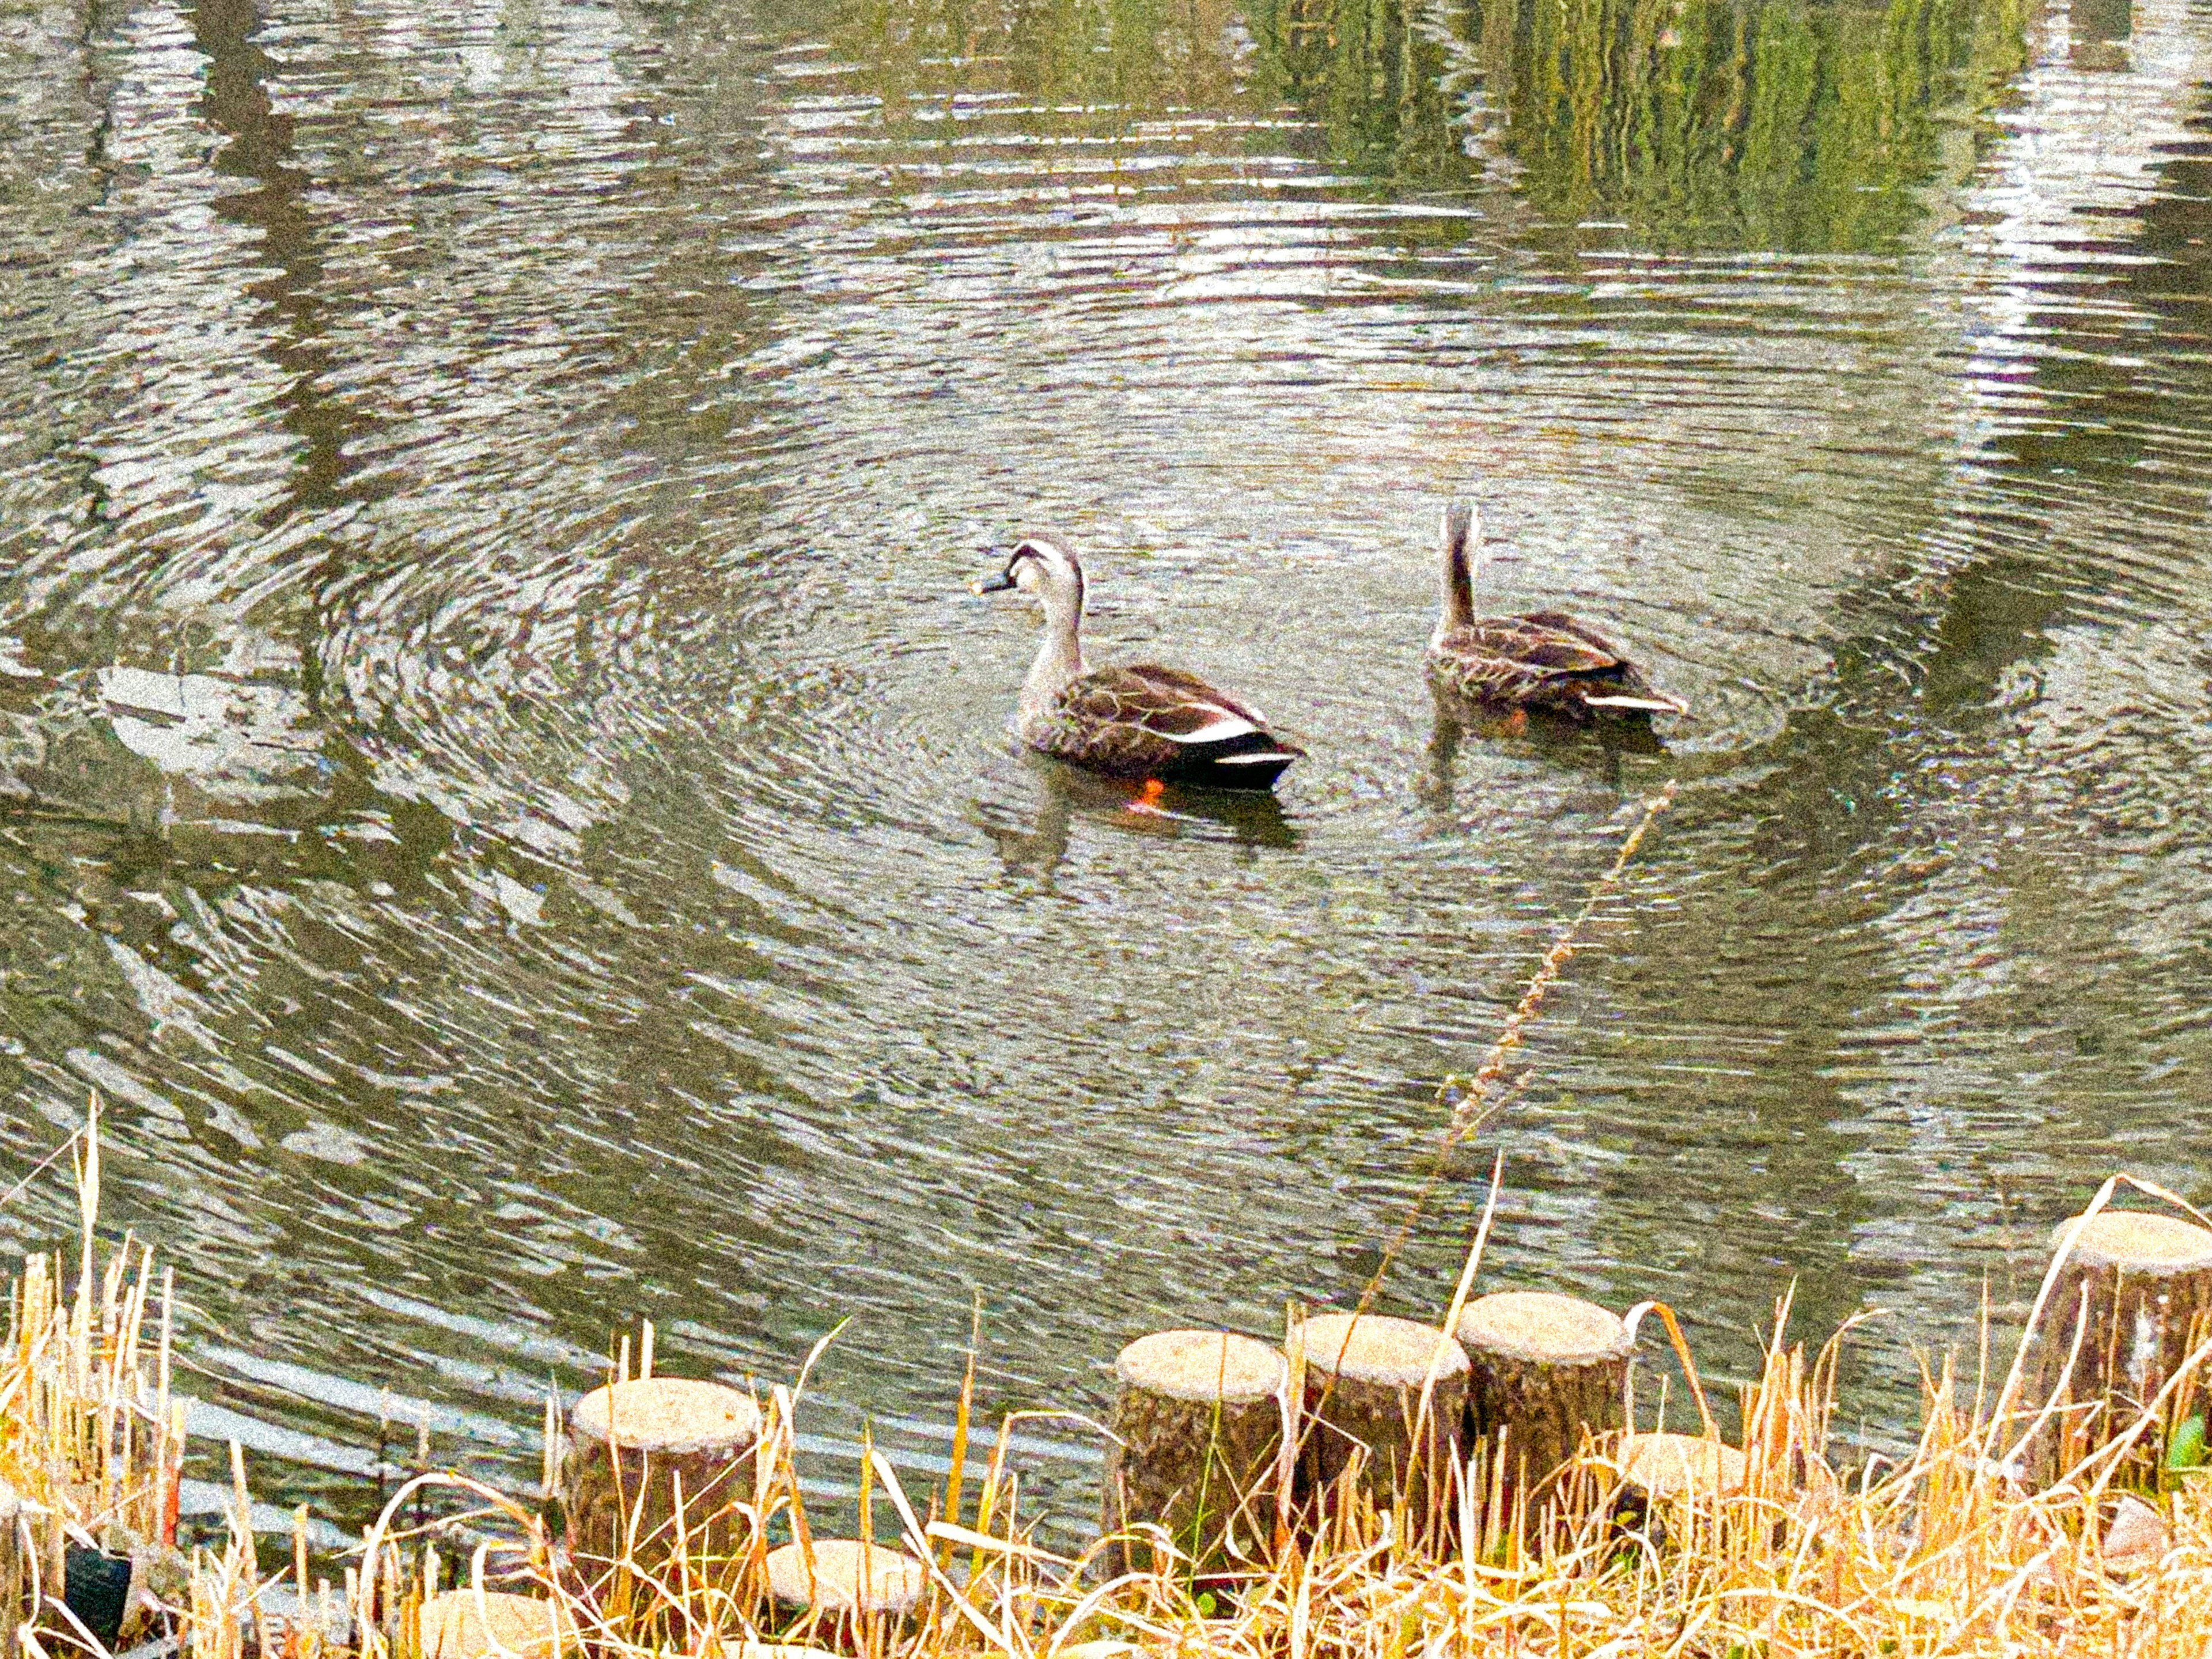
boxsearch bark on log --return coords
[2021,1209,2212,1488]
[561,1377,762,1574]
[421,1590,573,1659]
[1455,1291,1632,1494]
[1100,1330,1286,1577]
[1289,1312,1467,1514]
[0,1481,24,1659]
[763,1539,926,1616]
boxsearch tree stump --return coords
[0,1482,25,1659]
[561,1377,762,1575]
[421,1590,573,1659]
[2021,1209,2212,1488]
[1101,1330,1286,1577]
[1289,1312,1467,1514]
[1618,1431,1747,1503]
[763,1539,926,1617]
[1455,1291,1633,1494]
[1615,1431,1751,1547]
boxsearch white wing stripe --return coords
[1154,713,1259,745]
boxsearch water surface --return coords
[3,0,2211,1538]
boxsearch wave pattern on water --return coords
[0,0,2209,1540]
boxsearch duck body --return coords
[975,534,1304,791]
[1425,502,1685,724]
[1022,662,1300,786]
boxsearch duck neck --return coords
[1435,509,1478,642]
[1020,586,1086,716]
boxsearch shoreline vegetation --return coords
[6,798,2212,1659]
[8,1112,2212,1659]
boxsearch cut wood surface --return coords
[421,1590,573,1659]
[1618,1431,1748,1501]
[1290,1312,1468,1511]
[562,1377,763,1571]
[1102,1330,1286,1575]
[2022,1209,2212,1487]
[763,1539,926,1616]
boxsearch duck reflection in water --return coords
[979,753,1300,876]
[1420,700,1666,816]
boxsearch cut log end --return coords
[1290,1312,1468,1386]
[2058,1210,2212,1273]
[763,1540,926,1616]
[421,1592,571,1659]
[1456,1291,1631,1366]
[569,1377,762,1453]
[1115,1330,1285,1404]
[1619,1431,1747,1501]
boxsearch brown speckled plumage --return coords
[1425,502,1685,723]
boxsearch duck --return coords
[971,533,1304,790]
[1424,501,1687,722]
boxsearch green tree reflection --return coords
[838,0,2032,249]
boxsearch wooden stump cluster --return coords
[1101,1293,1654,1552]
[2021,1208,2212,1487]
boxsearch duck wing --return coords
[1074,664,1273,736]
[1044,664,1304,785]
[1430,614,1685,715]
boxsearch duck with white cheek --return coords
[972,534,1305,790]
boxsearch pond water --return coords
[3,0,2212,1540]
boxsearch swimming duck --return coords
[1425,501,1686,722]
[972,534,1304,789]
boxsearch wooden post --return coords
[1614,1431,1752,1548]
[2022,1209,2212,1487]
[1455,1291,1633,1494]
[561,1378,762,1575]
[1289,1312,1467,1514]
[421,1590,573,1659]
[1617,1431,1747,1503]
[763,1539,925,1617]
[0,1482,23,1659]
[1101,1330,1285,1577]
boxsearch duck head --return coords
[972,534,1085,619]
[974,533,1089,707]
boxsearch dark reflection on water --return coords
[2,0,2211,1544]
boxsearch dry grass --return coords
[2,1111,2209,1659]
[303,1283,2212,1659]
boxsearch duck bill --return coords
[971,571,1016,594]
